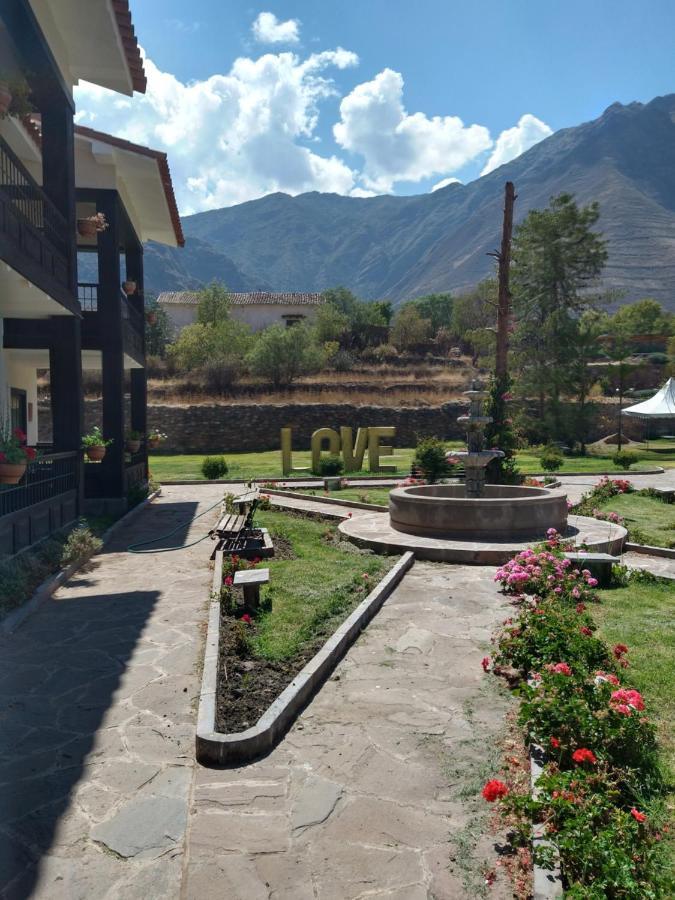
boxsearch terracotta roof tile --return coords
[112,0,147,93]
[158,291,324,306]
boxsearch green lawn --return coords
[150,444,675,482]
[594,493,675,548]
[245,509,392,661]
[294,486,392,506]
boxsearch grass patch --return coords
[150,445,675,482]
[294,486,393,506]
[596,493,675,547]
[248,509,392,661]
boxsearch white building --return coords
[158,291,324,335]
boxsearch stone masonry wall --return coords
[38,399,645,454]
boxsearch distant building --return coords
[158,291,324,334]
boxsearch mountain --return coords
[144,94,675,310]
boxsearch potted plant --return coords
[77,212,109,238]
[125,430,143,453]
[147,429,167,450]
[82,426,112,461]
[0,425,37,484]
[123,280,137,295]
[146,310,157,326]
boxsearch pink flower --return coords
[594,670,620,687]
[240,613,252,624]
[501,391,513,401]
[576,603,586,614]
[610,688,645,712]
[550,736,560,749]
[224,575,233,586]
[580,626,593,637]
[630,808,647,823]
[546,662,572,676]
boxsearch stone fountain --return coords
[388,386,569,540]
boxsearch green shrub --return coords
[612,449,640,470]
[539,444,564,472]
[413,436,450,483]
[61,521,103,566]
[314,454,344,477]
[201,456,229,479]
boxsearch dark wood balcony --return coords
[0,136,77,314]
[79,282,145,365]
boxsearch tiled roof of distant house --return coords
[157,291,325,306]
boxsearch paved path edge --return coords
[196,550,415,766]
[625,541,675,560]
[531,744,564,899]
[0,489,162,635]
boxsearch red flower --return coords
[630,808,647,823]
[579,626,593,637]
[24,446,37,461]
[613,644,629,658]
[572,748,597,765]
[482,779,509,802]
[0,452,6,463]
[546,662,572,676]
[481,657,490,672]
[610,688,645,712]
[576,603,586,614]
[347,512,353,519]
[240,613,252,624]
[224,575,233,586]
[550,736,560,749]
[13,427,26,442]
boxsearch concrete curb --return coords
[196,550,415,765]
[1,489,162,635]
[530,744,564,899]
[552,466,665,477]
[625,542,675,560]
[160,475,405,486]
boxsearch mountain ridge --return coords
[144,94,675,310]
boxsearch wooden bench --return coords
[564,552,617,586]
[234,568,270,610]
[214,513,248,537]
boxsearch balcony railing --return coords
[0,135,70,292]
[78,282,145,360]
[0,451,80,517]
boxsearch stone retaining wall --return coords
[38,399,647,454]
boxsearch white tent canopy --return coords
[622,377,675,419]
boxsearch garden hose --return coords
[126,496,224,554]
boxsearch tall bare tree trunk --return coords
[495,181,516,379]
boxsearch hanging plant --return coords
[0,74,35,119]
[77,212,109,237]
[122,280,137,295]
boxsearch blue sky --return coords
[75,1,675,214]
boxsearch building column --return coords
[40,91,77,297]
[130,368,148,480]
[49,317,83,451]
[97,193,125,498]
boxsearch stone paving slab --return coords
[183,563,515,899]
[0,484,224,900]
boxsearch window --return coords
[10,388,27,436]
[283,314,305,328]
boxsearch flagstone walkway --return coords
[183,562,514,899]
[0,484,223,900]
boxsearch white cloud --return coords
[74,47,359,213]
[252,12,300,44]
[431,176,461,191]
[480,113,552,176]
[333,69,492,193]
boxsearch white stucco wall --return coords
[4,353,39,446]
[162,303,319,336]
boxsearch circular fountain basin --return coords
[389,483,568,540]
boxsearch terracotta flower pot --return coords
[126,440,141,453]
[0,462,26,484]
[77,219,98,238]
[147,437,160,450]
[85,445,106,462]
[0,83,12,117]
[123,280,137,295]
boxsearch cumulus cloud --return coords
[431,176,461,191]
[333,69,492,192]
[252,11,300,44]
[74,47,359,213]
[480,113,552,176]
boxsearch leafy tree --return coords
[144,295,173,357]
[371,300,393,325]
[405,293,454,333]
[568,314,603,452]
[451,280,496,341]
[390,305,432,351]
[668,334,675,375]
[610,298,673,336]
[321,287,388,349]
[168,320,253,380]
[314,303,350,343]
[484,375,520,484]
[196,282,231,326]
[511,193,608,437]
[246,323,324,387]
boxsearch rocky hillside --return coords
[144,94,675,309]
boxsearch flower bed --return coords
[216,509,392,733]
[480,530,672,898]
[572,476,675,547]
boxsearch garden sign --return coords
[281,426,397,476]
